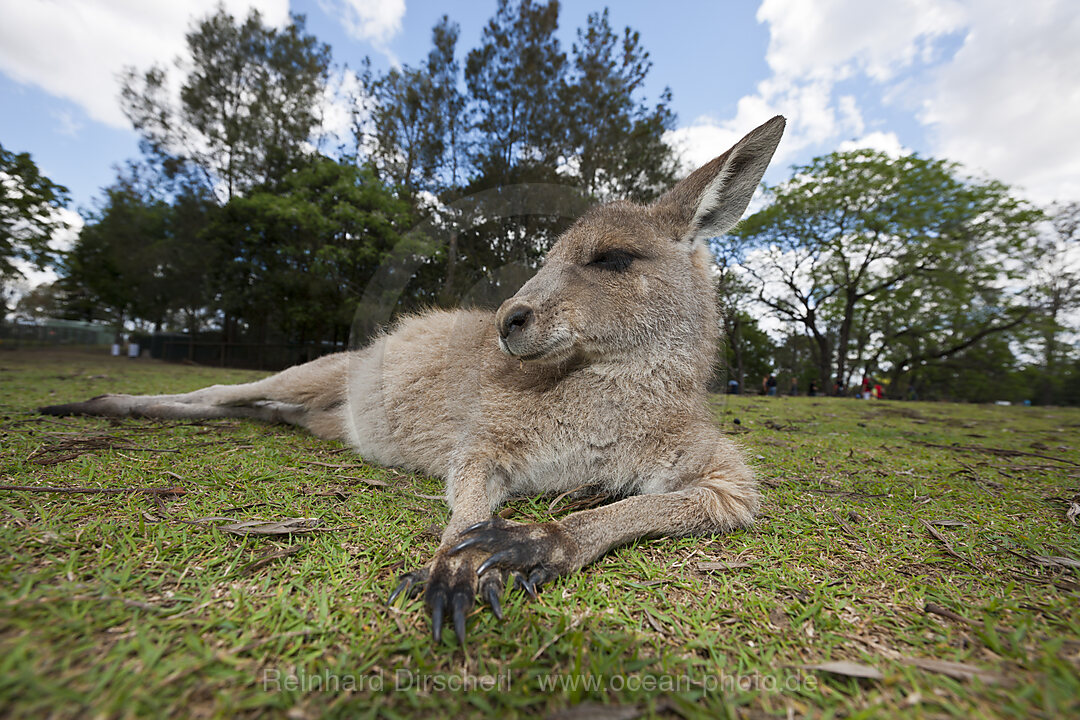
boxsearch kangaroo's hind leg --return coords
[38,352,352,440]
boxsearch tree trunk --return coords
[835,293,858,395]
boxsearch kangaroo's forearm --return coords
[560,483,756,568]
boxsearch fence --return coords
[152,334,346,370]
[0,319,114,347]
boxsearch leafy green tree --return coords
[364,16,466,194]
[427,17,467,188]
[63,191,158,328]
[732,150,1043,392]
[121,7,331,202]
[158,183,217,333]
[0,143,69,316]
[206,157,412,346]
[561,9,678,202]
[465,0,567,186]
[12,282,64,323]
[713,235,768,392]
[60,162,219,332]
[62,166,174,329]
[905,335,1026,403]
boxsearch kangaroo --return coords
[40,116,786,645]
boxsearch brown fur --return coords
[40,116,786,644]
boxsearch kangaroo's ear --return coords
[655,115,785,243]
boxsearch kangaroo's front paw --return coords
[389,552,507,645]
[450,517,579,598]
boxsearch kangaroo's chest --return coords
[503,394,681,497]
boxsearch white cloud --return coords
[0,1,289,129]
[674,0,1080,205]
[318,0,405,61]
[757,0,966,83]
[918,0,1080,203]
[837,131,909,158]
[668,0,964,174]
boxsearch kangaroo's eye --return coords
[587,249,635,272]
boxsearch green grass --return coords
[1,347,1078,719]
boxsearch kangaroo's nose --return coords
[498,303,533,339]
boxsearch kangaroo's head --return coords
[494,116,785,379]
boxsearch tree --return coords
[206,156,412,347]
[712,235,765,392]
[0,143,69,317]
[13,282,64,323]
[731,150,1043,392]
[62,165,174,329]
[427,17,467,188]
[465,0,567,186]
[364,16,467,195]
[121,7,331,203]
[561,9,678,202]
[1028,201,1080,403]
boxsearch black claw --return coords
[485,583,504,621]
[514,572,538,599]
[462,520,492,535]
[452,591,470,644]
[388,576,411,605]
[476,549,514,576]
[450,535,485,554]
[430,591,446,643]
[528,568,547,589]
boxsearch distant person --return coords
[789,377,799,396]
[833,378,844,396]
[727,378,739,395]
[861,374,872,400]
[874,383,884,400]
[808,380,818,397]
[763,374,778,397]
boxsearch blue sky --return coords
[0,0,1078,224]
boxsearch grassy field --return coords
[1,348,1078,719]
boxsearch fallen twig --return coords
[830,510,869,552]
[235,543,304,576]
[924,601,975,626]
[919,519,982,572]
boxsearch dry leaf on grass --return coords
[696,561,751,572]
[1067,500,1080,524]
[217,518,323,536]
[804,661,883,680]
